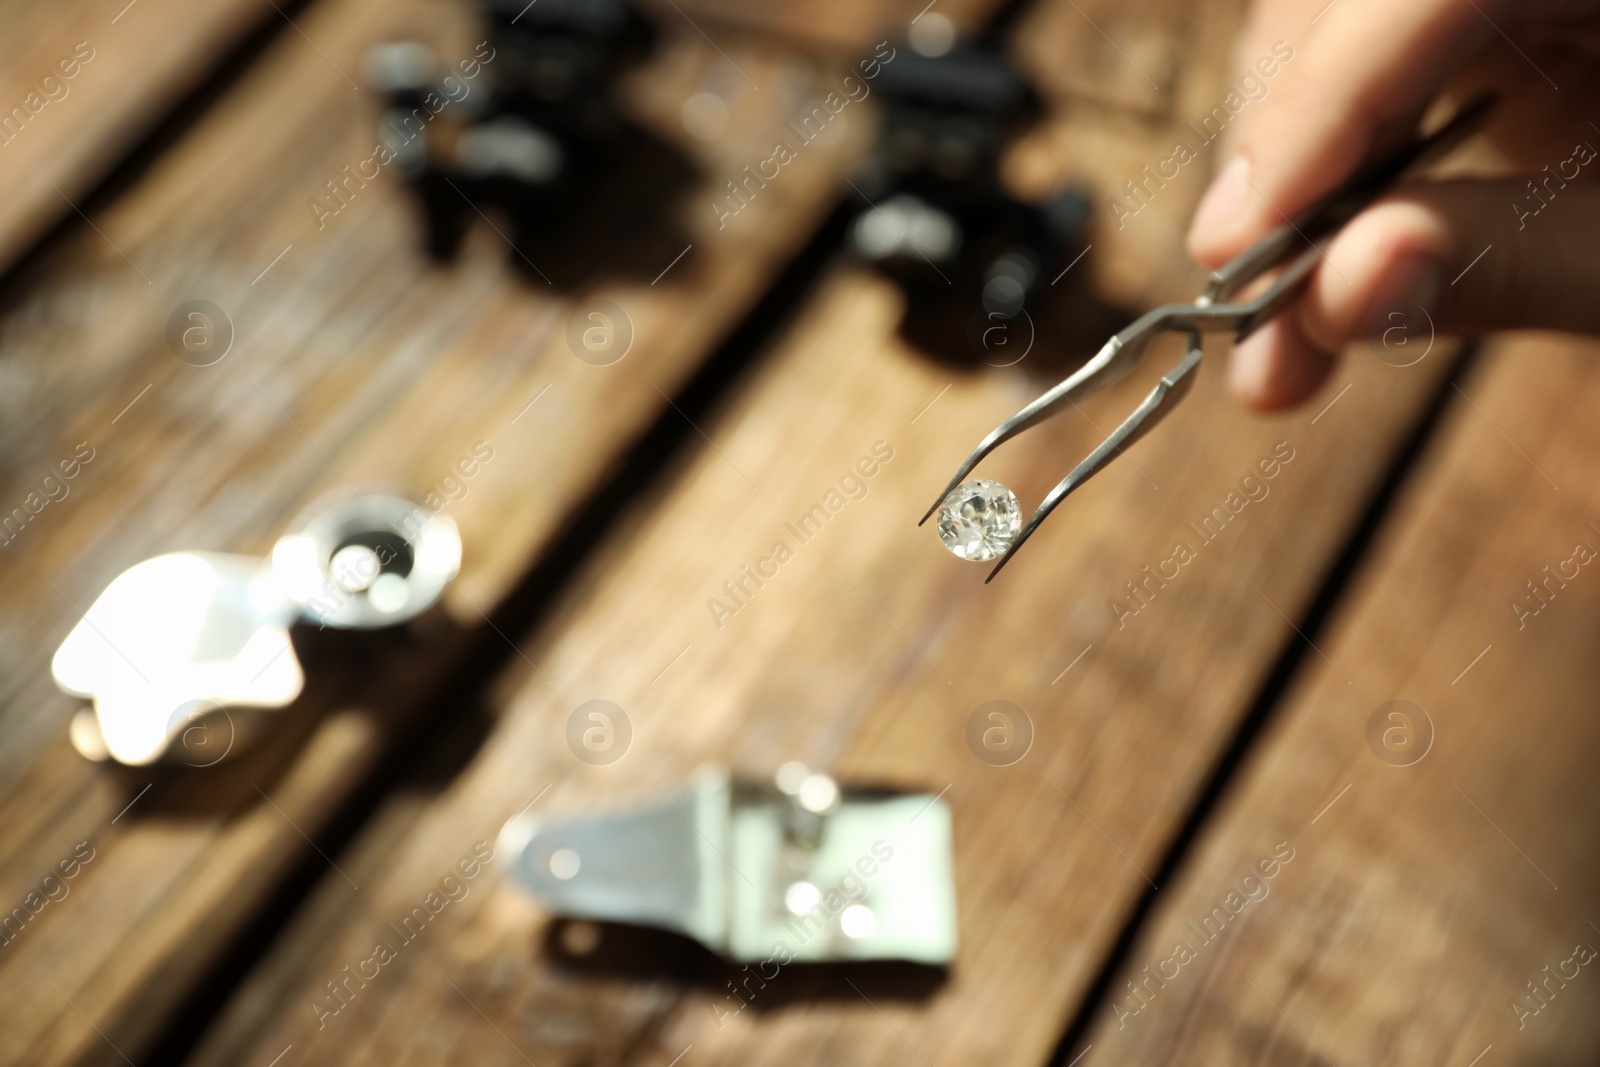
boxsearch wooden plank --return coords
[0,0,284,271]
[1073,334,1600,1065]
[0,0,934,277]
[1014,0,1187,116]
[184,6,1485,1057]
[189,292,1460,1067]
[636,0,1001,51]
[0,0,890,1063]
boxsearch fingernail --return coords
[1360,254,1442,342]
[1190,156,1254,250]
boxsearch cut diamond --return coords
[936,480,1022,561]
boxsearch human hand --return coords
[1187,0,1600,410]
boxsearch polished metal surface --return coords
[52,491,460,765]
[51,552,301,765]
[499,764,959,964]
[921,95,1493,580]
[272,490,461,629]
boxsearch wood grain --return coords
[181,14,1488,1042]
[0,0,285,271]
[0,0,887,1062]
[635,0,1003,50]
[1074,334,1600,1066]
[2,0,1529,1065]
[1014,0,1187,116]
[185,278,1463,1065]
[0,0,939,275]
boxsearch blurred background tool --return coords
[2,0,1598,1064]
[368,0,695,282]
[500,763,957,965]
[51,492,459,765]
[848,11,1094,365]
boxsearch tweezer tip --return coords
[918,489,953,527]
[987,513,1047,582]
[984,553,1012,583]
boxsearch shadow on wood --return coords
[103,615,475,823]
[541,917,949,1008]
[408,118,701,290]
[894,267,1136,380]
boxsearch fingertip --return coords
[1184,223,1230,270]
[1227,323,1276,406]
[1296,199,1450,353]
[1186,156,1260,268]
[1227,317,1338,412]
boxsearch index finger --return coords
[1186,0,1508,266]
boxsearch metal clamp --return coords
[499,764,958,964]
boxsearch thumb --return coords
[1229,177,1600,410]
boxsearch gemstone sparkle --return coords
[936,479,1022,561]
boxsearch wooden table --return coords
[2,0,1596,1064]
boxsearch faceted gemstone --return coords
[936,479,1022,561]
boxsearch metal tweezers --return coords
[920,95,1493,581]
